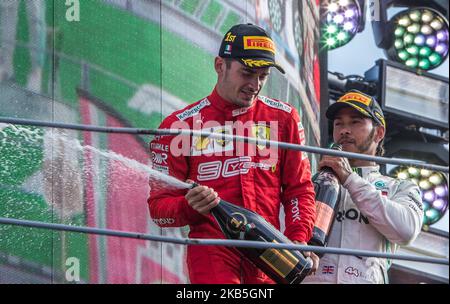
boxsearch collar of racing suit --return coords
[209,87,256,117]
[351,166,380,178]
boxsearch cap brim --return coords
[239,58,285,74]
[326,101,372,120]
[271,62,285,74]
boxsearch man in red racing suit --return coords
[147,24,316,284]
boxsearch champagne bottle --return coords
[308,143,342,256]
[192,183,312,284]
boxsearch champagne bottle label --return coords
[230,217,243,230]
[201,189,312,283]
[315,201,335,233]
[226,212,247,237]
[259,240,299,278]
[316,171,339,187]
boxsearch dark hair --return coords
[372,120,385,156]
[223,57,233,69]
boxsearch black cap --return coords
[218,23,285,74]
[326,90,386,128]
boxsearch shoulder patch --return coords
[259,96,292,113]
[176,98,210,121]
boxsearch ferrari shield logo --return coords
[193,136,210,151]
[251,124,270,150]
[215,128,231,147]
[191,125,234,156]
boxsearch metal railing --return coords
[0,217,447,265]
[0,116,449,267]
[0,117,448,172]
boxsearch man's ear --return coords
[375,125,386,144]
[214,56,224,75]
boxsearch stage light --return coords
[365,59,448,129]
[322,0,364,50]
[389,166,449,227]
[386,8,449,70]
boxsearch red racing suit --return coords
[148,88,316,283]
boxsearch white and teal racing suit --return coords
[303,166,424,284]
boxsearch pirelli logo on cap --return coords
[338,92,372,106]
[243,36,275,54]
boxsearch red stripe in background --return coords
[80,95,184,283]
[79,96,99,284]
[105,115,179,283]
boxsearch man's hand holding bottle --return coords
[185,180,220,215]
[295,241,319,276]
[185,182,318,282]
[318,154,353,184]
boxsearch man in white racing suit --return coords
[303,90,424,284]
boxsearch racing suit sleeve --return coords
[147,116,205,227]
[280,109,316,243]
[343,173,424,245]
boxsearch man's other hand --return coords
[185,180,220,215]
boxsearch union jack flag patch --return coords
[322,265,335,274]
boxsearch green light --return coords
[394,27,406,37]
[398,50,409,61]
[429,53,442,65]
[406,58,419,68]
[425,209,439,220]
[419,60,431,70]
[407,24,421,34]
[406,45,419,55]
[409,10,421,22]
[404,34,414,44]
[336,31,349,41]
[394,39,404,49]
[419,46,432,56]
[326,37,337,47]
[326,24,338,34]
